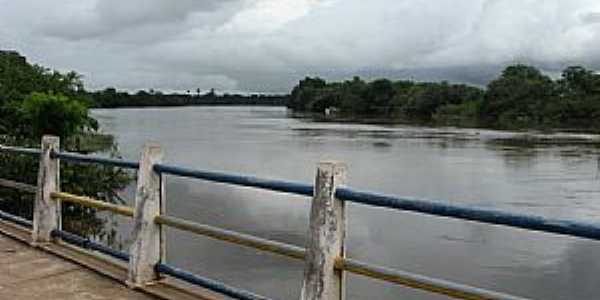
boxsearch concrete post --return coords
[33,135,60,244]
[128,143,164,286]
[300,161,347,300]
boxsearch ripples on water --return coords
[93,106,600,299]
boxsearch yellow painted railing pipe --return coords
[155,215,306,260]
[335,258,529,300]
[50,192,134,217]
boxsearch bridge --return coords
[1,135,600,299]
[0,229,157,299]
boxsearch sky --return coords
[1,0,599,93]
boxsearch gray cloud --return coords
[1,0,599,93]
[581,12,600,24]
[38,0,241,41]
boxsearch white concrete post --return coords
[300,161,347,300]
[128,143,164,286]
[33,135,60,244]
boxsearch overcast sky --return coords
[1,0,599,93]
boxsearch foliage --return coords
[288,64,600,130]
[20,92,89,139]
[88,87,288,108]
[556,66,600,127]
[0,137,132,241]
[0,51,132,246]
[481,64,556,127]
[0,51,91,136]
[288,76,485,122]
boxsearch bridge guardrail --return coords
[5,135,597,299]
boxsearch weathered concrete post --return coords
[300,161,347,300]
[128,143,164,286]
[33,135,60,244]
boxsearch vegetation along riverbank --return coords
[3,50,600,134]
[0,50,131,246]
[288,65,600,131]
[94,62,600,132]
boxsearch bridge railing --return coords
[3,135,600,299]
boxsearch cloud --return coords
[0,0,599,92]
[425,1,600,68]
[581,12,600,24]
[38,0,239,41]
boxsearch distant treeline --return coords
[5,49,600,130]
[288,65,600,129]
[89,88,288,108]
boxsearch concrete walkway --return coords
[0,234,156,300]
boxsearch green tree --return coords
[403,83,444,119]
[20,92,89,139]
[288,77,327,111]
[0,51,132,247]
[560,66,598,94]
[340,77,368,114]
[557,66,600,126]
[285,64,599,130]
[363,79,394,114]
[481,64,556,127]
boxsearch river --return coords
[91,106,600,300]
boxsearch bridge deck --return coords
[0,233,155,300]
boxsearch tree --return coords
[288,77,327,111]
[481,64,556,126]
[557,66,600,126]
[363,79,394,114]
[0,51,132,246]
[560,66,597,94]
[340,77,368,114]
[20,92,89,139]
[402,83,438,119]
[1,51,89,135]
[286,64,599,129]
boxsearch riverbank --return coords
[289,110,600,136]
[288,65,600,132]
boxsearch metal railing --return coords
[3,135,600,300]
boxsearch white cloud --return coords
[0,0,599,92]
[218,0,325,34]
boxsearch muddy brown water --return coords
[92,106,600,300]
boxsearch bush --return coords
[20,92,89,139]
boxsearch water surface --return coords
[92,106,600,299]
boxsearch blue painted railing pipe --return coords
[53,228,272,300]
[51,150,140,170]
[152,162,600,242]
[0,145,41,156]
[0,210,33,228]
[6,142,600,243]
[156,263,273,300]
[52,229,130,262]
[336,187,600,241]
[154,163,314,197]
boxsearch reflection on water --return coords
[93,106,600,299]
